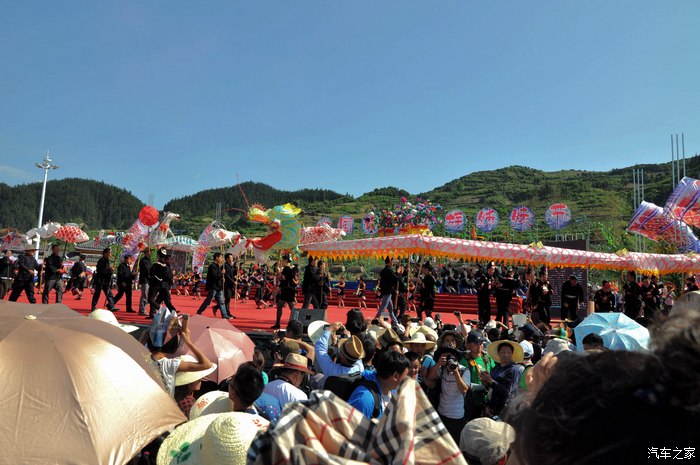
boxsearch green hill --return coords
[2,157,698,254]
[0,178,143,231]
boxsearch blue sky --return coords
[1,1,698,208]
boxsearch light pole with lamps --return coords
[35,152,59,259]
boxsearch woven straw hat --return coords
[459,418,515,465]
[175,355,217,387]
[157,411,269,465]
[487,339,524,364]
[88,309,139,333]
[403,331,436,350]
[272,353,314,374]
[338,335,365,362]
[409,324,438,341]
[189,390,233,420]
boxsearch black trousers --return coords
[114,282,133,311]
[301,291,320,309]
[478,298,491,323]
[9,279,36,303]
[496,300,510,326]
[0,278,13,299]
[92,284,115,310]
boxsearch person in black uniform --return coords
[221,253,237,316]
[318,259,331,309]
[301,257,321,309]
[560,275,585,321]
[476,264,496,324]
[594,280,616,312]
[273,255,297,329]
[42,244,65,304]
[494,266,517,327]
[396,264,408,318]
[530,267,552,325]
[622,271,642,319]
[91,247,118,311]
[639,275,660,319]
[138,249,152,315]
[66,254,87,299]
[114,254,135,312]
[196,252,230,319]
[418,262,436,320]
[148,249,168,317]
[9,244,40,303]
[0,249,14,299]
[684,275,699,293]
[375,257,399,324]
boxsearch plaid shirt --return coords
[247,378,466,465]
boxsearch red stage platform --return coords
[8,288,484,334]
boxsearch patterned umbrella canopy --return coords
[52,224,90,244]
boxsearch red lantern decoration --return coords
[138,206,159,227]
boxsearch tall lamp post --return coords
[35,152,59,259]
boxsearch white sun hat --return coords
[174,354,217,387]
[88,309,139,333]
[189,390,234,421]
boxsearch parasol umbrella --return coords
[52,223,90,244]
[574,312,650,352]
[176,314,255,383]
[0,301,186,465]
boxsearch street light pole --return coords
[35,152,59,259]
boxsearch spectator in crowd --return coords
[263,353,313,407]
[461,331,495,421]
[460,417,515,465]
[229,362,282,423]
[479,339,522,417]
[347,350,410,419]
[581,333,606,352]
[173,354,217,418]
[314,322,364,383]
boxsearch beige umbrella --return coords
[176,314,255,383]
[0,301,187,465]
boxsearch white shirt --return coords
[152,356,181,396]
[263,378,308,407]
[437,366,471,419]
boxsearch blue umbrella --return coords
[574,312,650,352]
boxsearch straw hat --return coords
[459,418,515,465]
[487,340,524,364]
[307,320,329,344]
[423,317,436,329]
[409,324,438,341]
[189,390,233,420]
[377,328,402,349]
[23,243,38,251]
[175,355,217,387]
[367,324,386,340]
[543,338,571,356]
[272,353,314,374]
[158,411,268,465]
[403,331,436,350]
[338,335,365,363]
[88,309,139,333]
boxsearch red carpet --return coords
[10,288,481,333]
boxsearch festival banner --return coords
[444,210,466,233]
[628,201,700,251]
[663,176,700,228]
[337,215,355,234]
[545,203,572,230]
[509,206,535,232]
[317,216,332,227]
[361,213,378,236]
[475,208,499,233]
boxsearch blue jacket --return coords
[347,370,384,419]
[315,330,364,378]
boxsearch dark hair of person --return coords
[582,333,604,349]
[229,362,264,406]
[487,328,501,342]
[345,308,368,335]
[385,257,391,264]
[212,252,222,261]
[286,320,303,339]
[498,342,514,354]
[252,349,266,372]
[627,270,636,280]
[146,335,179,354]
[404,351,421,364]
[224,253,232,260]
[102,247,111,254]
[374,350,410,380]
[360,333,376,365]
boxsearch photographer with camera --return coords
[426,330,470,443]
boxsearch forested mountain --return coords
[0,178,143,231]
[2,157,698,249]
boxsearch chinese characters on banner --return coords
[545,203,572,230]
[317,216,332,227]
[475,208,499,233]
[361,213,378,235]
[509,206,535,232]
[337,215,354,234]
[444,210,466,233]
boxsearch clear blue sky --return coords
[1,1,698,208]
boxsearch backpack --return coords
[324,373,382,419]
